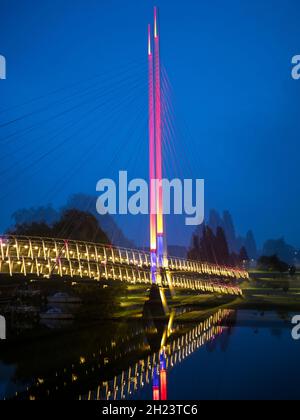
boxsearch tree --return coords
[257,255,289,273]
[188,234,200,261]
[52,209,110,243]
[222,211,236,253]
[215,227,230,265]
[202,226,217,263]
[188,224,208,262]
[239,246,249,263]
[245,230,257,259]
[64,194,134,248]
[208,209,222,234]
[188,225,231,265]
[8,209,110,245]
[229,252,239,266]
[262,238,295,265]
[7,222,53,237]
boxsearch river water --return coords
[0,309,299,400]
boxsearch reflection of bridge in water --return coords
[0,236,247,296]
[80,309,233,401]
[81,310,292,401]
[11,309,233,400]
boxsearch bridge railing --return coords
[0,235,248,283]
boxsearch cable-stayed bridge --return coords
[0,8,249,298]
[0,235,247,295]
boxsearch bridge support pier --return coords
[144,284,169,320]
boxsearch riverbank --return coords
[1,272,299,400]
[1,272,300,332]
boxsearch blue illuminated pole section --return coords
[152,367,160,400]
[159,350,167,400]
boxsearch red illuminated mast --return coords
[154,7,165,270]
[149,7,168,289]
[148,23,157,283]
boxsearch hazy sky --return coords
[1,0,300,248]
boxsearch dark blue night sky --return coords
[1,0,300,248]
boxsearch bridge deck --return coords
[0,236,248,295]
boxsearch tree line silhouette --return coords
[187,224,248,267]
[7,209,110,244]
[6,200,298,271]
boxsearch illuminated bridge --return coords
[0,9,249,299]
[0,235,248,295]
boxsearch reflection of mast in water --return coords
[150,310,172,401]
[159,350,167,401]
[77,309,232,400]
[151,348,168,401]
[149,308,231,401]
[12,309,233,400]
[152,367,160,400]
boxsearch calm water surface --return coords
[0,310,299,400]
